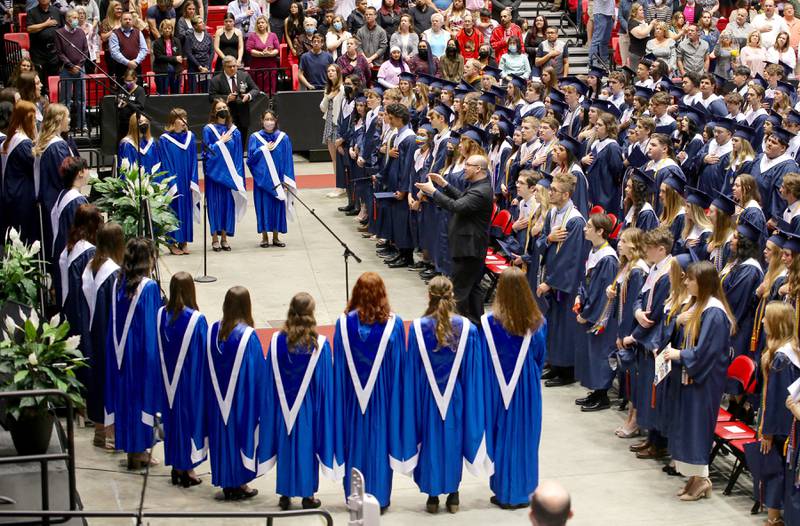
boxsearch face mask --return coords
[264,121,275,131]
[654,0,663,4]
[70,19,79,28]
[138,123,149,134]
[508,45,517,53]
[305,27,314,34]
[415,135,426,144]
[345,85,354,96]
[418,48,428,58]
[216,109,229,119]
[447,46,456,53]
[479,49,489,59]
[125,81,135,90]
[333,21,342,30]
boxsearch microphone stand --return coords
[136,412,163,526]
[194,192,216,283]
[281,183,361,303]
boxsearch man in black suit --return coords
[209,55,260,147]
[416,154,493,323]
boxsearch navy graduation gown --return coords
[118,138,161,176]
[695,143,732,196]
[202,124,247,235]
[247,129,296,234]
[537,203,590,368]
[1,133,38,245]
[333,311,406,508]
[784,418,800,525]
[751,153,800,220]
[678,135,705,184]
[399,316,487,495]
[481,313,546,506]
[430,129,451,174]
[434,165,466,276]
[383,126,417,250]
[81,259,120,423]
[614,263,649,403]
[158,131,200,244]
[668,300,731,466]
[49,188,88,271]
[740,203,767,236]
[58,241,95,395]
[721,259,763,358]
[157,307,208,471]
[412,149,434,252]
[585,139,624,217]
[204,322,267,488]
[105,277,163,453]
[260,332,339,497]
[576,246,619,390]
[720,158,755,196]
[569,164,590,219]
[34,137,73,253]
[623,202,659,232]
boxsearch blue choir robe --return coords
[158,131,201,244]
[202,124,247,235]
[613,262,649,403]
[668,299,732,467]
[481,312,546,506]
[622,201,659,232]
[745,108,768,151]
[514,101,546,126]
[430,129,451,174]
[333,311,406,508]
[58,240,95,394]
[644,159,684,216]
[412,149,433,251]
[653,114,677,136]
[247,129,296,234]
[536,202,590,368]
[1,132,38,245]
[677,134,705,184]
[631,257,671,430]
[260,332,340,497]
[105,277,163,453]
[720,157,755,196]
[157,307,208,471]
[398,316,487,496]
[721,258,762,358]
[751,153,800,220]
[204,322,268,488]
[81,258,120,424]
[49,188,88,269]
[560,105,583,138]
[118,138,162,176]
[758,346,800,509]
[34,136,74,253]
[585,138,624,217]
[568,163,590,219]
[384,126,417,250]
[576,245,618,390]
[696,139,732,196]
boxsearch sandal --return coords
[212,241,221,252]
[260,240,270,248]
[272,240,286,248]
[169,244,183,256]
[180,243,190,255]
[616,426,640,439]
[221,242,231,251]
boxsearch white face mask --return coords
[654,0,663,5]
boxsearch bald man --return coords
[530,480,573,526]
[415,154,493,323]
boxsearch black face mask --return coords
[216,109,229,119]
[479,49,489,59]
[345,85,354,96]
[446,47,456,56]
[138,123,149,134]
[418,48,428,58]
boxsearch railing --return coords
[1,39,24,87]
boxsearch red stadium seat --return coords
[717,408,732,422]
[4,32,30,51]
[728,355,758,394]
[48,75,59,101]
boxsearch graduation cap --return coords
[490,85,507,100]
[656,79,672,93]
[496,118,513,137]
[367,84,384,97]
[462,125,487,147]
[399,71,416,83]
[621,65,636,81]
[787,110,800,127]
[549,99,568,119]
[677,104,707,128]
[768,227,787,248]
[736,216,763,242]
[456,80,477,92]
[454,88,472,99]
[431,104,453,122]
[549,88,565,104]
[641,53,656,66]
[439,79,458,91]
[669,84,686,100]
[482,65,502,80]
[752,73,769,89]
[713,116,736,132]
[773,126,795,145]
[767,110,784,127]
[355,95,367,104]
[560,76,589,96]
[744,440,785,487]
[776,80,795,99]
[663,172,687,195]
[536,170,553,188]
[587,65,607,79]
[733,124,755,142]
[780,229,800,252]
[496,237,522,258]
[557,131,581,157]
[779,61,795,78]
[711,190,737,216]
[674,250,699,270]
[631,167,657,193]
[774,216,792,233]
[627,146,649,169]
[416,73,436,86]
[509,74,528,90]
[447,129,462,145]
[479,91,497,105]
[419,122,435,135]
[634,86,654,99]
[686,185,713,208]
[590,99,621,119]
[494,105,515,122]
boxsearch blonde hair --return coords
[659,184,685,226]
[762,302,799,375]
[33,103,69,156]
[681,203,712,241]
[423,276,457,350]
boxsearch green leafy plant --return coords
[0,228,47,306]
[90,160,179,248]
[0,311,86,420]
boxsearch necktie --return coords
[229,76,236,93]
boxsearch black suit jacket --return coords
[208,70,260,103]
[431,176,493,259]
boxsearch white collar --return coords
[81,258,119,328]
[586,244,618,271]
[59,239,93,306]
[111,278,151,370]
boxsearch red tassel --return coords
[651,383,656,409]
[373,197,377,221]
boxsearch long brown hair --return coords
[208,98,232,126]
[120,237,155,299]
[423,276,457,350]
[346,272,391,324]
[707,204,734,253]
[126,113,151,142]
[492,267,542,336]
[91,222,125,273]
[4,100,36,152]
[67,203,103,251]
[166,271,198,322]
[283,292,319,353]
[683,261,737,344]
[762,301,799,375]
[761,239,786,298]
[220,286,255,341]
[33,103,68,156]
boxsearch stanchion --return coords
[195,193,216,283]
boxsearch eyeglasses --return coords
[465,162,480,167]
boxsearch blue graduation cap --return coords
[509,74,528,90]
[780,229,800,252]
[479,91,497,104]
[399,71,416,83]
[536,170,553,188]
[768,227,787,248]
[713,116,736,132]
[355,95,367,104]
[733,124,755,142]
[736,216,763,242]
[776,80,795,99]
[496,118,513,137]
[772,126,795,145]
[675,250,699,270]
[447,129,462,145]
[454,88,472,99]
[489,85,507,100]
[686,185,713,208]
[787,110,800,127]
[641,53,657,66]
[431,104,453,122]
[493,105,515,122]
[668,84,686,100]
[549,88,565,103]
[656,79,672,93]
[663,171,687,195]
[621,65,636,80]
[767,110,783,127]
[367,85,384,97]
[711,190,737,216]
[557,131,581,157]
[439,79,458,91]
[417,73,436,86]
[753,73,768,89]
[559,76,588,96]
[631,167,656,193]
[462,124,488,147]
[587,65,607,79]
[779,61,795,78]
[677,104,707,128]
[590,99,621,119]
[456,80,477,92]
[549,98,568,118]
[482,65,502,80]
[634,86,654,99]
[419,122,435,135]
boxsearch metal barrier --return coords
[1,39,24,87]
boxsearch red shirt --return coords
[490,23,524,61]
[457,28,484,60]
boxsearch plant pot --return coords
[8,410,54,456]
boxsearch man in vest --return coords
[108,11,147,82]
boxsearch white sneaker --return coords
[326,189,346,198]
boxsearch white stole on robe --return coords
[33,135,65,198]
[58,239,93,306]
[157,307,202,408]
[50,189,82,254]
[81,258,119,328]
[206,124,247,223]
[206,324,253,426]
[1,132,29,181]
[253,131,296,221]
[481,313,532,411]
[339,312,396,414]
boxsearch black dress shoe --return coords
[426,496,439,514]
[445,492,459,513]
[420,269,439,280]
[541,368,559,380]
[345,208,360,216]
[629,440,650,452]
[223,487,258,501]
[581,399,611,412]
[384,255,403,265]
[574,392,596,406]
[380,505,389,515]
[278,495,291,510]
[377,249,398,258]
[338,204,354,212]
[301,497,321,509]
[408,260,427,270]
[388,258,411,268]
[544,377,576,387]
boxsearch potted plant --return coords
[0,310,85,455]
[0,228,46,307]
[90,160,179,249]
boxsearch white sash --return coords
[33,136,65,198]
[81,258,119,328]
[585,244,618,272]
[111,278,151,370]
[58,239,93,306]
[253,131,296,221]
[777,342,800,370]
[481,313,532,410]
[1,132,29,181]
[339,313,396,414]
[207,124,247,223]
[50,189,82,254]
[206,324,253,425]
[760,153,792,173]
[270,333,325,434]
[157,307,202,409]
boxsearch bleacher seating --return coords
[4,32,29,51]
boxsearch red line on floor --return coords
[197,173,336,192]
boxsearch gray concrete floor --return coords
[72,161,764,525]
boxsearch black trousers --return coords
[451,255,485,325]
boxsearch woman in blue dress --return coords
[157,272,208,488]
[574,213,619,412]
[118,114,161,176]
[333,272,406,513]
[664,261,735,501]
[755,302,800,524]
[400,276,486,514]
[261,292,337,510]
[158,108,200,255]
[1,101,38,245]
[50,157,89,284]
[82,222,124,450]
[203,99,246,252]
[105,238,163,470]
[204,286,265,500]
[247,109,295,248]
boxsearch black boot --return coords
[581,390,611,412]
[446,492,459,513]
[426,496,439,514]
